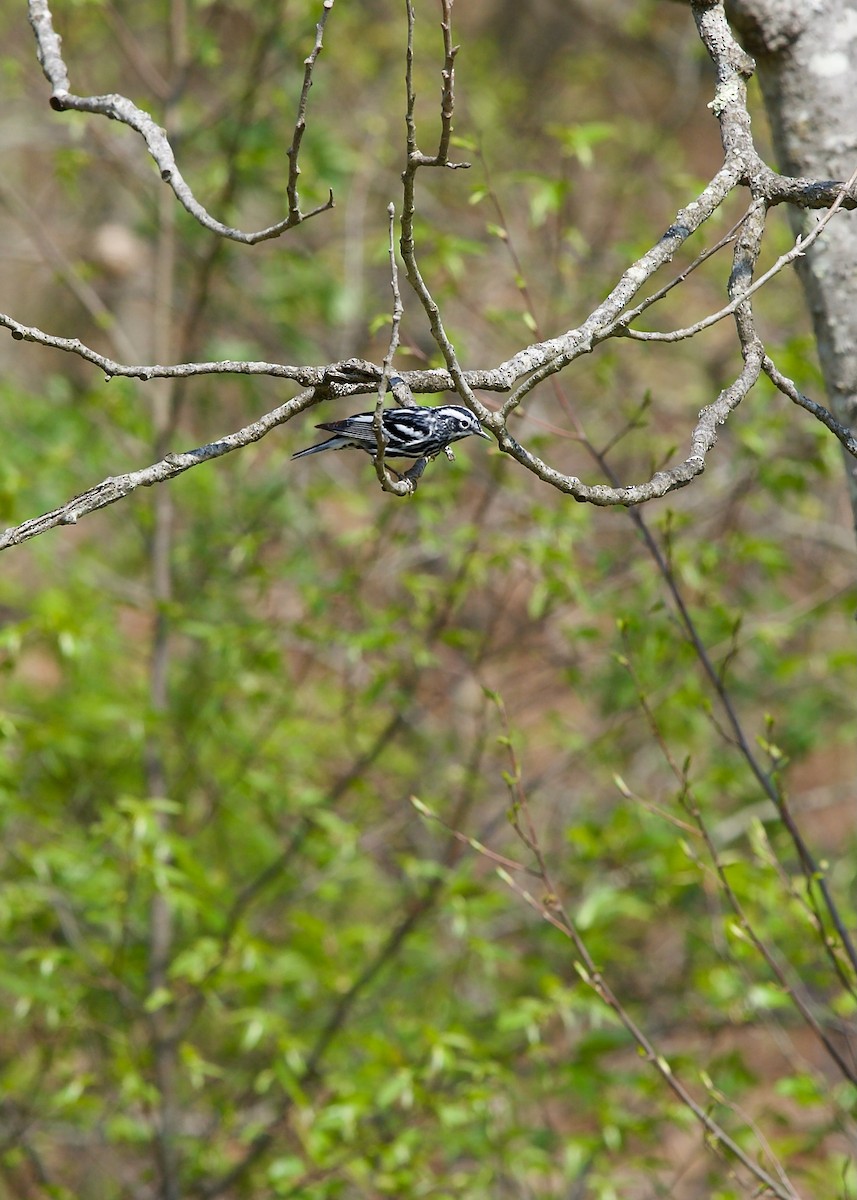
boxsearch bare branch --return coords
[764,356,857,458]
[495,165,741,418]
[27,0,334,244]
[0,389,319,552]
[0,310,507,395]
[373,202,420,496]
[286,0,335,223]
[0,313,382,387]
[435,0,460,165]
[493,343,763,507]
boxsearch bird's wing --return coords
[315,413,375,438]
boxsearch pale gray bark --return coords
[726,0,857,530]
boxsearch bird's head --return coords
[438,405,491,442]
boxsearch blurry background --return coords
[0,2,855,1197]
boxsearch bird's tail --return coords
[291,437,341,460]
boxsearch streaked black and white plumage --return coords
[291,404,490,462]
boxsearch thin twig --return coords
[763,357,857,458]
[617,203,754,327]
[374,202,420,496]
[426,686,805,1192]
[286,0,335,222]
[620,164,857,343]
[487,761,803,1200]
[606,449,857,993]
[410,796,534,875]
[435,0,460,166]
[618,640,857,1085]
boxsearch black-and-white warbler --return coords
[291,404,490,462]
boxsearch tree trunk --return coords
[726,0,857,534]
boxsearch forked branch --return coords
[27,0,334,243]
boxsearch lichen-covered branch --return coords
[0,389,319,551]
